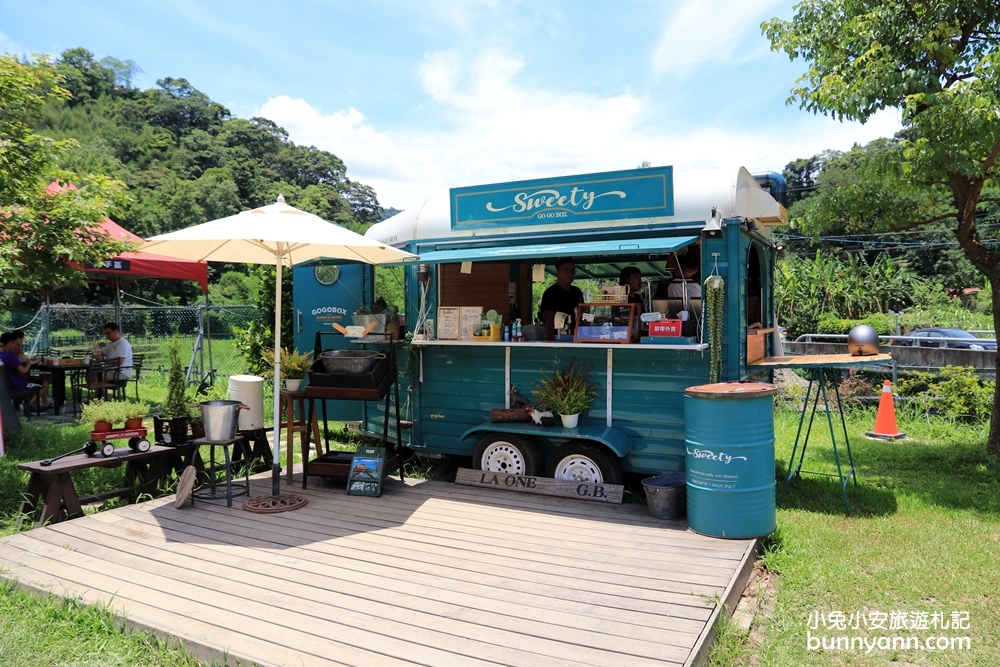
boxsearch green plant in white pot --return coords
[264,348,313,391]
[531,359,601,428]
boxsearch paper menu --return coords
[436,307,460,340]
[459,306,484,341]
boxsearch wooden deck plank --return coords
[117,501,720,618]
[0,476,758,667]
[47,517,704,647]
[24,525,691,666]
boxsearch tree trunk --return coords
[950,173,1000,455]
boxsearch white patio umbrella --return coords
[142,195,416,500]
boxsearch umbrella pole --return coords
[271,258,283,497]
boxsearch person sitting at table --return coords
[90,322,133,398]
[540,257,584,340]
[1,332,52,409]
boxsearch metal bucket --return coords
[198,400,247,442]
[641,472,687,519]
[319,349,382,374]
[683,382,778,538]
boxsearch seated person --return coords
[540,258,584,340]
[618,266,644,313]
[667,252,702,298]
[90,322,133,398]
[1,332,51,409]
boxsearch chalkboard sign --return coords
[347,446,385,497]
[437,307,460,340]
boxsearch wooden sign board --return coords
[455,467,623,504]
[346,446,385,497]
[437,307,460,340]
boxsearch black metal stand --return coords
[302,332,405,489]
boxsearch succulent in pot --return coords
[82,399,122,432]
[122,401,150,429]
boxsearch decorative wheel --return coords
[128,437,140,451]
[136,438,151,452]
[473,433,542,476]
[100,442,116,457]
[545,440,622,485]
[83,441,98,457]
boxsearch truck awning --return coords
[401,236,699,265]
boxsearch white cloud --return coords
[652,0,786,78]
[261,46,901,211]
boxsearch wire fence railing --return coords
[1,303,260,382]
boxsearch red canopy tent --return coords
[81,219,209,292]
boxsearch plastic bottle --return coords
[514,318,522,341]
[503,325,510,341]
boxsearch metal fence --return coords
[1,303,260,382]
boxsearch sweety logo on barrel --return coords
[686,448,748,465]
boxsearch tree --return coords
[1,55,133,295]
[764,1,1000,455]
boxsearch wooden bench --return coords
[16,443,200,529]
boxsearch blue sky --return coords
[1,0,900,210]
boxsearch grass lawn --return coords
[709,403,1000,666]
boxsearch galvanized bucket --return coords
[319,350,383,374]
[198,400,248,442]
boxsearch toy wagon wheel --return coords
[128,437,140,451]
[100,442,115,457]
[84,441,98,457]
[136,438,151,452]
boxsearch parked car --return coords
[890,328,997,350]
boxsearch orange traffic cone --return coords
[865,380,905,440]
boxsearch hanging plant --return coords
[706,275,725,383]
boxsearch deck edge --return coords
[683,537,762,667]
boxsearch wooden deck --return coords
[0,473,758,667]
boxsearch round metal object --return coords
[848,324,880,356]
[243,493,309,514]
[314,264,340,285]
[319,349,382,374]
[473,433,541,476]
[544,441,622,485]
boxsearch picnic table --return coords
[16,443,199,528]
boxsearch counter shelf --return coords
[409,339,707,350]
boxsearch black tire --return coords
[545,440,623,485]
[84,441,98,457]
[473,433,542,476]
[136,438,151,452]
[128,437,140,451]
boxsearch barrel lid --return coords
[684,381,778,399]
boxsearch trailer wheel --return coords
[545,440,622,485]
[473,433,542,476]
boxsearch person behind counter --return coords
[540,257,584,340]
[667,252,702,298]
[618,266,644,313]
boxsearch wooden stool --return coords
[279,388,321,485]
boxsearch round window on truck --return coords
[545,440,623,485]
[473,433,542,477]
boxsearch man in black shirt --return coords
[540,257,584,340]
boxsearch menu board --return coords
[347,446,385,497]
[437,307,460,340]
[460,306,484,341]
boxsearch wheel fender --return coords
[460,422,634,458]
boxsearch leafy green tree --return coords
[55,48,115,106]
[764,1,1000,454]
[1,55,133,295]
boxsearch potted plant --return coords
[263,348,314,391]
[122,401,150,429]
[82,400,121,432]
[155,340,192,445]
[531,359,601,428]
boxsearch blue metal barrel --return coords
[683,382,777,538]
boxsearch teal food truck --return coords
[292,165,786,484]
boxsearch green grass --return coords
[0,579,244,667]
[715,406,1000,666]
